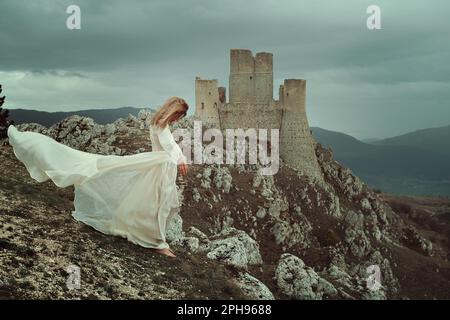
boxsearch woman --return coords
[7,96,189,258]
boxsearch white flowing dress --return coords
[7,124,186,249]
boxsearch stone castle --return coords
[195,49,322,180]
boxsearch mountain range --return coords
[373,125,450,157]
[311,126,450,197]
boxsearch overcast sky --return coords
[1,0,449,139]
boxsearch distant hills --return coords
[311,126,450,197]
[8,106,151,127]
[373,125,450,157]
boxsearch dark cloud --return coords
[0,0,449,139]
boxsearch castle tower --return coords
[254,52,273,104]
[228,49,273,104]
[195,77,221,127]
[280,79,323,181]
[229,49,254,103]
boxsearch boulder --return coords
[166,213,184,244]
[206,227,263,269]
[234,273,274,300]
[275,253,337,300]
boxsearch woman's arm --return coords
[157,126,188,170]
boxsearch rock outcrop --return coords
[275,253,337,300]
[234,273,275,300]
[206,227,263,269]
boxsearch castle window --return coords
[286,92,289,96]
[249,76,253,80]
[209,91,211,95]
[214,102,217,108]
[201,102,205,110]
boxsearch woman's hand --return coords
[178,163,188,176]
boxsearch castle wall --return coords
[278,84,284,105]
[280,79,323,180]
[218,87,226,104]
[219,102,282,131]
[195,77,221,128]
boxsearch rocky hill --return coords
[1,111,449,299]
